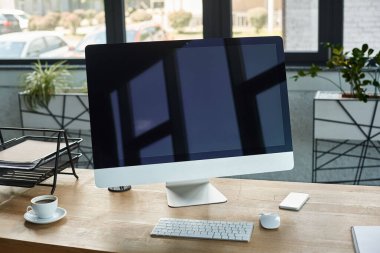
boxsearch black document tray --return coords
[0,130,81,193]
[0,135,81,170]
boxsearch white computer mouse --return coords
[259,212,280,229]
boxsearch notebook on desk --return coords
[352,226,380,253]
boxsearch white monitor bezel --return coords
[94,151,293,187]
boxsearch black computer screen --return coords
[85,36,292,168]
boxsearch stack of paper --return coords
[0,140,67,170]
[352,226,380,253]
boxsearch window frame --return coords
[0,0,344,66]
[285,0,343,65]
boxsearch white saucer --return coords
[24,207,67,224]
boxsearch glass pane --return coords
[232,0,318,52]
[125,0,203,42]
[344,0,380,52]
[232,0,319,52]
[0,1,105,59]
[232,0,282,37]
[284,0,318,52]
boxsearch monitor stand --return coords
[166,179,227,207]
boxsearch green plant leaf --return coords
[374,52,380,65]
[298,70,306,76]
[332,47,343,56]
[352,48,360,57]
[362,44,368,53]
[292,75,299,81]
[363,80,371,86]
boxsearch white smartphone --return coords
[279,192,309,211]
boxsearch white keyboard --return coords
[151,218,254,242]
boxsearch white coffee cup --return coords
[26,195,58,219]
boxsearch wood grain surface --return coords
[0,169,379,253]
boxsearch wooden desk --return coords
[0,169,379,253]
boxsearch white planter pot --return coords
[314,91,380,141]
[312,91,380,184]
[19,92,90,130]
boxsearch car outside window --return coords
[3,14,18,22]
[45,36,67,50]
[27,37,46,57]
[0,41,24,58]
[0,13,21,35]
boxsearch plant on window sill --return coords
[292,43,380,102]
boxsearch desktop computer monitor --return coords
[85,36,293,207]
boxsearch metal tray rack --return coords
[0,127,82,194]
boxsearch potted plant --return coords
[19,60,89,130]
[22,60,71,110]
[293,43,380,102]
[292,43,380,141]
[293,44,380,184]
[19,61,92,167]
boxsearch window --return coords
[232,0,319,53]
[344,0,380,51]
[2,0,375,66]
[232,0,283,38]
[125,0,203,42]
[284,0,318,52]
[0,0,105,59]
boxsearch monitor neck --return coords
[166,179,227,208]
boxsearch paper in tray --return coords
[0,139,68,165]
[0,161,37,170]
